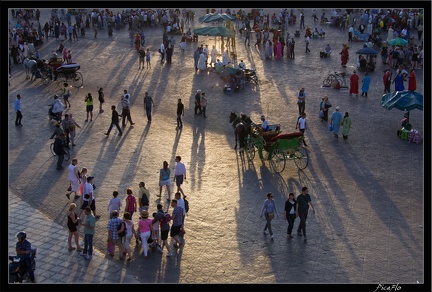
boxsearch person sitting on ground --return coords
[312,28,319,38]
[215,59,224,73]
[238,59,246,69]
[185,28,192,39]
[324,44,332,55]
[319,28,326,37]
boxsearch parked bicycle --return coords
[322,71,348,88]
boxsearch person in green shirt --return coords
[80,207,95,260]
[85,93,94,122]
[296,186,315,242]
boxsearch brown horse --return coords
[229,112,254,150]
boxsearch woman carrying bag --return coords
[260,192,279,239]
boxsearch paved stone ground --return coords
[6,6,428,289]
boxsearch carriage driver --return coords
[260,115,270,132]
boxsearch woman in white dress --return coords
[265,40,272,59]
[211,45,218,67]
[198,52,207,71]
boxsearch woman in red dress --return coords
[340,44,349,67]
[408,69,416,91]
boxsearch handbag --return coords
[329,124,333,131]
[319,110,324,118]
[268,212,275,220]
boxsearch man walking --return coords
[295,113,308,146]
[170,199,184,249]
[244,27,251,46]
[80,207,95,260]
[176,98,184,129]
[143,92,155,122]
[305,35,311,53]
[105,105,122,136]
[66,158,81,200]
[53,133,66,170]
[107,210,124,259]
[174,155,187,199]
[121,90,135,126]
[194,89,202,115]
[14,94,23,126]
[296,186,315,242]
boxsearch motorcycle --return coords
[244,68,258,85]
[48,105,62,122]
[9,248,37,283]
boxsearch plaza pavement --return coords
[6,6,428,290]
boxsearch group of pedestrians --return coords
[260,186,316,242]
[63,154,188,261]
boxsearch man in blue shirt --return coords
[14,94,22,126]
[15,231,35,283]
[170,199,184,249]
[260,115,269,131]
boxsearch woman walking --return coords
[158,161,172,199]
[284,193,297,239]
[341,112,352,139]
[122,212,137,261]
[260,192,279,239]
[124,188,137,220]
[138,210,153,258]
[66,203,82,251]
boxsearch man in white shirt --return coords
[121,90,134,126]
[66,158,81,200]
[296,113,308,146]
[173,156,187,199]
[78,176,100,218]
[159,42,165,63]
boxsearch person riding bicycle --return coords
[49,94,65,118]
[15,231,35,283]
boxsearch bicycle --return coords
[50,142,70,161]
[323,71,347,88]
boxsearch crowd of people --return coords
[11,7,424,278]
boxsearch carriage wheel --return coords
[245,139,255,160]
[294,146,309,169]
[270,148,286,173]
[72,72,83,88]
[57,73,67,84]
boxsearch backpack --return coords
[117,220,126,238]
[159,212,171,228]
[141,191,149,206]
[184,198,189,213]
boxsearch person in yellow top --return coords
[85,93,94,122]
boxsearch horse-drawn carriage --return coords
[25,56,83,87]
[245,130,309,172]
[229,112,309,173]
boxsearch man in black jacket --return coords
[105,105,122,136]
[54,133,66,170]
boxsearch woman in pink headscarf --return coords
[275,40,282,60]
